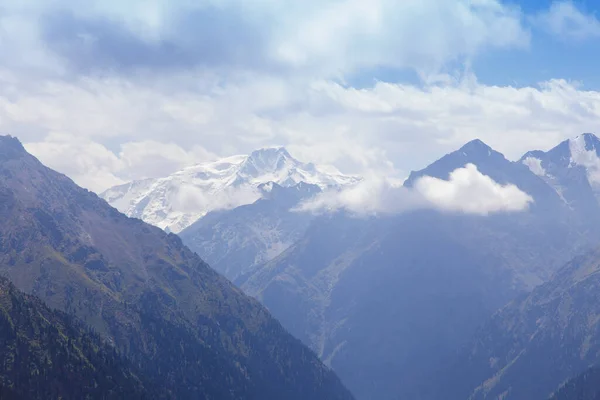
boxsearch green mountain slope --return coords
[0,135,353,400]
[0,276,149,399]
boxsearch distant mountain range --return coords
[232,136,600,400]
[101,132,600,399]
[0,135,354,400]
[31,132,600,399]
[101,147,359,233]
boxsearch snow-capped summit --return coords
[101,147,359,233]
[239,147,295,178]
[519,133,600,213]
[521,133,600,174]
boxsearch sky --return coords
[3,0,600,192]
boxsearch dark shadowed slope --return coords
[0,276,150,399]
[0,135,353,400]
[439,246,600,400]
[551,366,600,400]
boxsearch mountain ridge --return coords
[208,135,600,399]
[101,146,359,233]
[0,135,355,400]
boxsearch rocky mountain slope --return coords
[0,135,354,400]
[179,181,319,282]
[520,133,600,218]
[101,147,358,233]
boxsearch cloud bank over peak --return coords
[296,175,422,215]
[0,0,599,197]
[298,164,533,216]
[414,163,533,215]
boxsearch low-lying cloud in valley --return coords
[297,164,534,216]
[414,163,534,215]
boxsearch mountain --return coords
[101,147,359,233]
[0,135,354,400]
[435,245,600,400]
[232,138,600,400]
[179,181,320,282]
[0,276,150,399]
[405,139,568,214]
[551,366,600,400]
[520,133,600,218]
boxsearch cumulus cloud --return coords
[0,0,529,77]
[296,176,422,215]
[24,133,125,191]
[171,184,261,215]
[8,73,600,194]
[414,164,533,215]
[23,133,216,192]
[118,141,217,181]
[0,0,597,197]
[298,164,533,216]
[534,1,600,40]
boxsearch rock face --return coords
[101,146,359,233]
[179,181,320,282]
[0,135,354,400]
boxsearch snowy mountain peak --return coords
[520,133,600,175]
[519,133,600,212]
[101,147,359,233]
[574,132,600,149]
[240,147,297,178]
[568,133,600,168]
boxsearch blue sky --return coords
[475,0,600,88]
[2,0,600,191]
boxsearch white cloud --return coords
[172,184,261,214]
[534,1,600,40]
[414,164,533,215]
[522,156,547,177]
[118,141,217,180]
[24,133,125,191]
[7,73,600,194]
[296,175,422,216]
[23,132,216,192]
[298,164,533,216]
[264,0,529,76]
[0,0,529,78]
